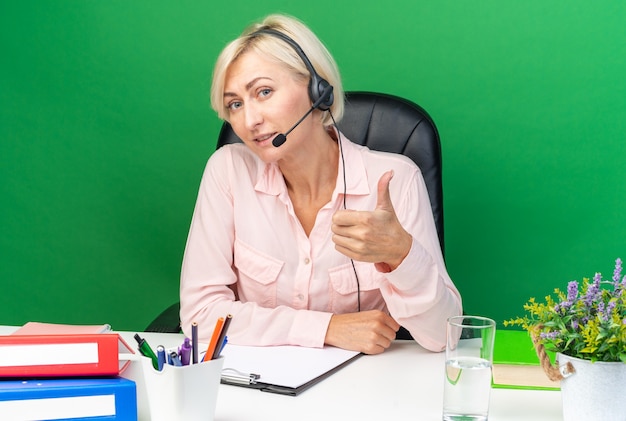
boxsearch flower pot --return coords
[557,353,626,421]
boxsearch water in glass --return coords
[442,356,492,421]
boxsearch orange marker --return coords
[204,317,225,361]
[211,314,232,360]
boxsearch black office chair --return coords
[146,92,444,340]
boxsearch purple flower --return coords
[597,301,606,321]
[606,300,616,316]
[596,300,615,323]
[584,274,602,307]
[613,258,623,284]
[540,331,560,340]
[562,280,579,310]
[571,319,579,330]
[556,281,579,313]
[567,280,578,301]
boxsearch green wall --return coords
[2,1,625,331]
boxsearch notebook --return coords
[492,329,560,390]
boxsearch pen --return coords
[134,333,159,370]
[192,322,198,364]
[218,336,228,357]
[169,350,183,366]
[179,337,192,366]
[156,345,166,371]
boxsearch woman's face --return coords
[223,50,313,162]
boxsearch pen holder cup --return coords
[122,355,224,421]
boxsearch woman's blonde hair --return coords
[210,14,344,127]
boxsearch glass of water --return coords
[443,315,496,421]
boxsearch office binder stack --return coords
[0,323,138,421]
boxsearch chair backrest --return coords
[217,91,445,254]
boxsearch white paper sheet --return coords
[220,344,360,388]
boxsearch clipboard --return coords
[217,344,361,396]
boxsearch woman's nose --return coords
[244,102,263,130]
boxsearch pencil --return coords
[191,322,198,364]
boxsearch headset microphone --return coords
[272,84,333,147]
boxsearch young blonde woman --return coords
[180,14,462,354]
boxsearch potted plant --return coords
[505,258,626,421]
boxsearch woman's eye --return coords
[227,101,242,111]
[259,88,272,98]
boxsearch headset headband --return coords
[249,28,334,111]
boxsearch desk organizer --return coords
[121,354,223,421]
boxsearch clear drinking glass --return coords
[442,315,496,421]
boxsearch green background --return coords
[2,1,625,332]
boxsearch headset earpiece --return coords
[310,76,334,111]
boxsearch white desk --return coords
[133,331,563,421]
[0,327,562,420]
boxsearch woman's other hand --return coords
[324,310,400,354]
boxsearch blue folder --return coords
[0,376,137,420]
